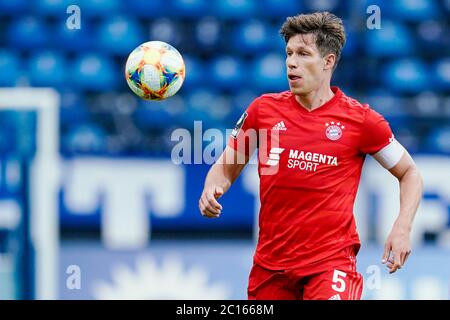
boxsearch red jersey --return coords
[228,87,394,270]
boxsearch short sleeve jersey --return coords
[228,87,394,269]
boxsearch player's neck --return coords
[295,85,334,112]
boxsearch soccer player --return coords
[198,12,423,300]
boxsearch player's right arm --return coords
[199,98,260,219]
[199,146,250,218]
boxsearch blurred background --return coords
[0,0,449,300]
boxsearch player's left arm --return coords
[361,108,424,273]
[373,144,424,274]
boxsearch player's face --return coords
[285,33,328,96]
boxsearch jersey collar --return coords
[290,86,342,115]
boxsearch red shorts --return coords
[248,245,363,300]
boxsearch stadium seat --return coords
[172,0,209,18]
[232,20,271,53]
[64,123,109,155]
[181,55,203,90]
[121,0,164,18]
[97,16,144,55]
[71,54,118,91]
[332,62,356,89]
[78,0,120,18]
[413,91,441,116]
[389,0,439,22]
[433,58,450,91]
[341,28,358,57]
[416,21,447,56]
[194,17,222,51]
[384,59,430,93]
[209,56,245,90]
[267,25,288,52]
[56,19,92,52]
[185,89,226,128]
[28,51,67,87]
[0,0,28,15]
[212,0,256,20]
[395,127,421,153]
[259,0,302,18]
[365,20,415,57]
[59,90,90,127]
[303,0,340,12]
[0,50,19,86]
[427,127,450,154]
[149,19,182,48]
[252,53,287,92]
[363,89,408,117]
[32,0,71,16]
[229,90,259,123]
[135,96,187,129]
[7,17,48,49]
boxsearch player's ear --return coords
[323,53,336,71]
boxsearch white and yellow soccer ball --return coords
[125,41,185,101]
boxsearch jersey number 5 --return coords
[331,270,347,293]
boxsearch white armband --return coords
[372,138,405,169]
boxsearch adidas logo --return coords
[328,294,341,300]
[272,121,287,131]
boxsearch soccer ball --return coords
[125,41,185,101]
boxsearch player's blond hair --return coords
[280,11,346,71]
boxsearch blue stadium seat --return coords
[229,90,259,123]
[433,58,450,91]
[185,91,233,129]
[56,19,92,52]
[268,25,287,52]
[259,0,302,17]
[64,123,108,155]
[71,54,118,91]
[149,19,182,48]
[97,16,144,55]
[212,0,256,20]
[7,17,48,49]
[59,90,90,126]
[172,0,209,18]
[209,56,245,90]
[427,127,450,154]
[194,17,222,51]
[365,21,415,57]
[363,89,408,117]
[135,96,187,129]
[389,0,439,21]
[0,50,19,86]
[232,20,271,53]
[341,28,358,57]
[181,55,203,91]
[28,51,67,87]
[395,127,421,153]
[0,0,28,15]
[185,89,226,128]
[122,0,164,18]
[416,21,446,55]
[303,0,340,12]
[231,91,259,111]
[32,0,71,16]
[78,0,120,18]
[252,53,287,92]
[384,59,430,93]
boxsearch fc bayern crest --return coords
[325,121,345,141]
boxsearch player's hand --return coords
[381,227,412,274]
[199,186,224,218]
